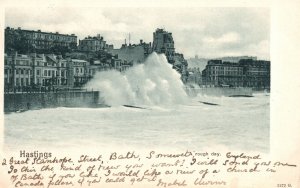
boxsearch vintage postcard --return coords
[0,0,299,187]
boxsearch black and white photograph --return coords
[4,8,271,152]
[3,7,270,151]
[0,1,299,188]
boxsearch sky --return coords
[5,7,270,59]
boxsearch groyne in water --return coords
[4,90,101,113]
[185,87,253,97]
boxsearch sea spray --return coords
[84,53,188,106]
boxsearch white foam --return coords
[85,53,188,106]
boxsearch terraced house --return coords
[5,27,77,54]
[4,53,89,92]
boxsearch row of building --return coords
[5,27,116,55]
[200,59,270,89]
[5,27,77,53]
[5,27,270,89]
[5,27,188,80]
[4,54,270,91]
[4,52,133,91]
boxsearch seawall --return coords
[4,91,101,112]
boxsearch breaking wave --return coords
[85,53,188,106]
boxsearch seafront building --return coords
[4,51,136,91]
[4,26,270,90]
[4,53,81,90]
[202,59,270,89]
[152,28,175,64]
[152,29,188,80]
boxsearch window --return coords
[44,70,47,76]
[37,70,40,75]
[4,69,8,74]
[48,70,51,77]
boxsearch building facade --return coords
[239,59,271,88]
[152,28,175,64]
[67,59,90,88]
[174,53,188,82]
[78,34,113,52]
[4,53,90,91]
[202,60,244,87]
[108,40,152,64]
[201,59,270,89]
[5,27,77,53]
[4,53,134,92]
[152,28,190,83]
